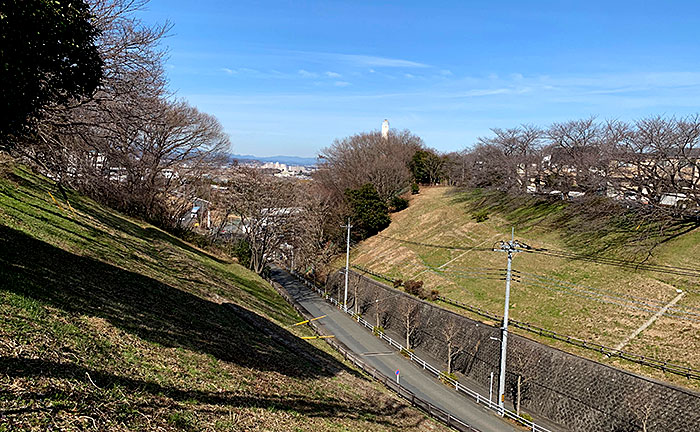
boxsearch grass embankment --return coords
[350,186,700,390]
[0,165,448,432]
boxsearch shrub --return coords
[439,371,457,385]
[390,196,409,212]
[427,289,440,301]
[472,209,489,223]
[372,325,385,336]
[179,230,212,249]
[411,182,420,195]
[403,280,424,297]
[229,239,251,268]
[392,279,404,288]
[518,413,534,425]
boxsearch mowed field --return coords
[350,186,700,390]
[0,165,449,432]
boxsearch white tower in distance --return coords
[381,119,389,140]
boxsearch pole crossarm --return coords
[492,239,531,254]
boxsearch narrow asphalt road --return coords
[270,266,519,432]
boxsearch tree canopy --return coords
[0,0,103,145]
[409,149,445,185]
[345,183,391,240]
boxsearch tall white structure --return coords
[381,119,389,140]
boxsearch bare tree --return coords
[368,287,389,329]
[11,0,233,229]
[397,296,423,350]
[508,343,538,416]
[440,314,468,374]
[224,167,298,274]
[443,150,470,186]
[286,182,343,278]
[476,125,543,193]
[616,115,700,210]
[317,129,424,202]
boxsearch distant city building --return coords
[381,119,389,140]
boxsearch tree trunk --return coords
[405,317,411,350]
[447,343,453,374]
[516,375,522,416]
[354,283,358,315]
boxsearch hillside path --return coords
[270,266,520,432]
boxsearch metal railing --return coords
[351,265,700,381]
[269,271,479,432]
[438,295,700,380]
[286,269,553,432]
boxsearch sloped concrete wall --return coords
[327,270,700,432]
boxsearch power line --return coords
[522,247,700,278]
[514,276,700,323]
[375,234,493,252]
[514,270,700,316]
[377,233,700,279]
[347,254,700,379]
[437,296,700,380]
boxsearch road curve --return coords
[270,266,519,432]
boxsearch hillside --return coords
[0,165,449,432]
[350,186,700,390]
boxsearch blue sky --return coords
[141,0,700,157]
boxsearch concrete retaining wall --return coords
[327,270,700,432]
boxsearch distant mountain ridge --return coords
[231,154,318,166]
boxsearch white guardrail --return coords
[288,269,553,432]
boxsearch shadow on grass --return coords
[68,197,227,265]
[0,225,349,379]
[0,357,419,428]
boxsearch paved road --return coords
[270,266,519,432]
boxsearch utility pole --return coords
[493,227,528,416]
[342,218,352,312]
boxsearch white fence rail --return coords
[288,269,553,432]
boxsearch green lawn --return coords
[0,165,448,432]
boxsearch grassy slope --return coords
[0,166,449,432]
[351,186,700,390]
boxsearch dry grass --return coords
[0,166,449,432]
[350,186,700,390]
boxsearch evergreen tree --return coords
[345,183,391,240]
[0,0,103,146]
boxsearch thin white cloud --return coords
[298,69,318,78]
[340,54,429,68]
[334,81,351,87]
[440,69,453,76]
[289,50,430,68]
[221,67,235,75]
[325,71,342,78]
[460,88,513,97]
[404,73,416,79]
